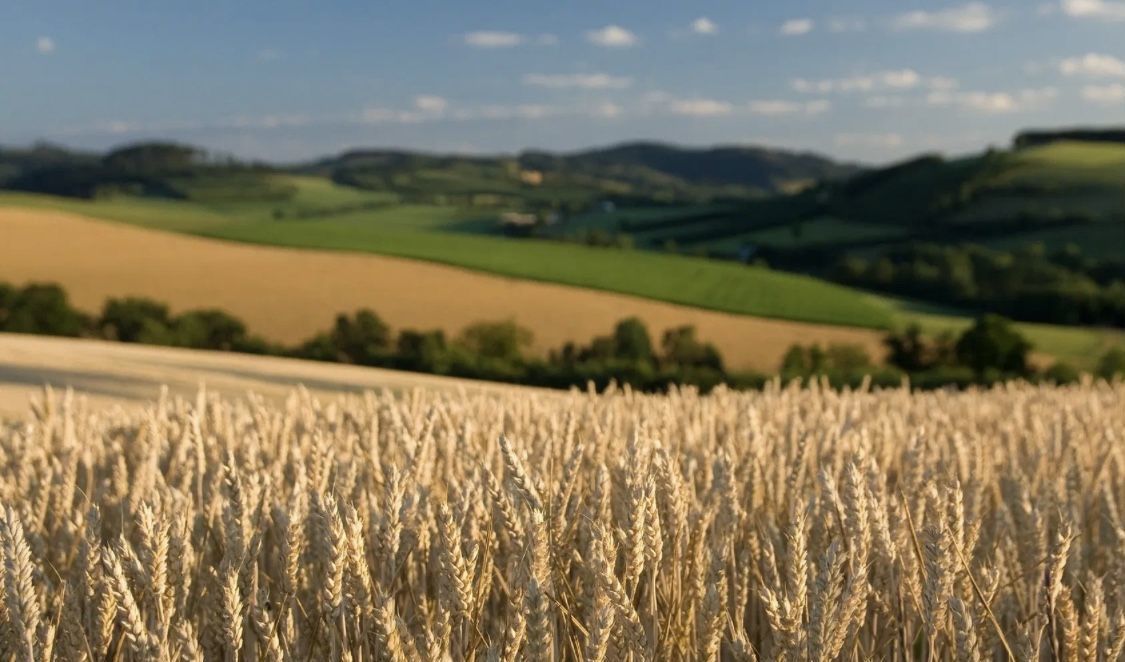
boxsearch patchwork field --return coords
[0,207,892,372]
[0,189,893,329]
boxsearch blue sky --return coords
[3,0,1125,163]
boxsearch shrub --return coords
[1043,361,1081,385]
[1098,347,1125,379]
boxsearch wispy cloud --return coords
[413,95,448,114]
[793,70,956,94]
[828,18,868,33]
[36,36,55,54]
[255,49,281,63]
[644,92,830,118]
[1059,53,1125,78]
[463,31,524,48]
[863,96,910,109]
[1060,0,1125,19]
[667,98,733,117]
[522,73,632,90]
[1083,83,1125,103]
[691,17,718,35]
[891,3,998,32]
[586,25,638,48]
[779,19,814,36]
[748,99,831,116]
[926,87,1057,113]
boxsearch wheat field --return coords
[0,380,1123,660]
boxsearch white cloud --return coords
[414,95,449,113]
[691,17,719,35]
[667,98,733,117]
[255,49,281,63]
[592,102,623,118]
[463,31,524,48]
[748,99,831,116]
[522,73,632,89]
[780,18,814,36]
[1061,0,1125,19]
[1083,83,1125,103]
[536,33,559,46]
[835,133,905,149]
[1059,53,1125,78]
[927,87,1057,113]
[792,70,953,94]
[891,3,998,32]
[828,17,868,32]
[586,25,638,48]
[36,36,55,54]
[864,96,909,109]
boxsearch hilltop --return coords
[1,139,857,208]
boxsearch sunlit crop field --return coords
[0,380,1122,660]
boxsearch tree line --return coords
[834,242,1125,328]
[2,280,1123,391]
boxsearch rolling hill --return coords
[1,130,1121,359]
[2,205,1121,371]
[559,138,1125,260]
[0,206,896,372]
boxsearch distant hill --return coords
[0,143,98,187]
[2,140,858,209]
[519,141,858,192]
[544,135,1125,328]
[562,135,1125,258]
[299,141,860,205]
[1014,127,1125,148]
[1,142,292,202]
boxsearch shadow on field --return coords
[0,364,156,401]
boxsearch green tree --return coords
[825,344,873,371]
[884,324,929,372]
[780,345,810,374]
[172,309,250,351]
[458,320,532,363]
[954,315,1031,376]
[611,317,654,363]
[396,329,451,373]
[98,297,173,343]
[330,309,393,365]
[660,326,724,372]
[0,283,88,336]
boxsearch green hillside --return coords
[560,141,1125,258]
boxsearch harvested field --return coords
[0,207,886,372]
[0,333,531,418]
[0,379,1121,659]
